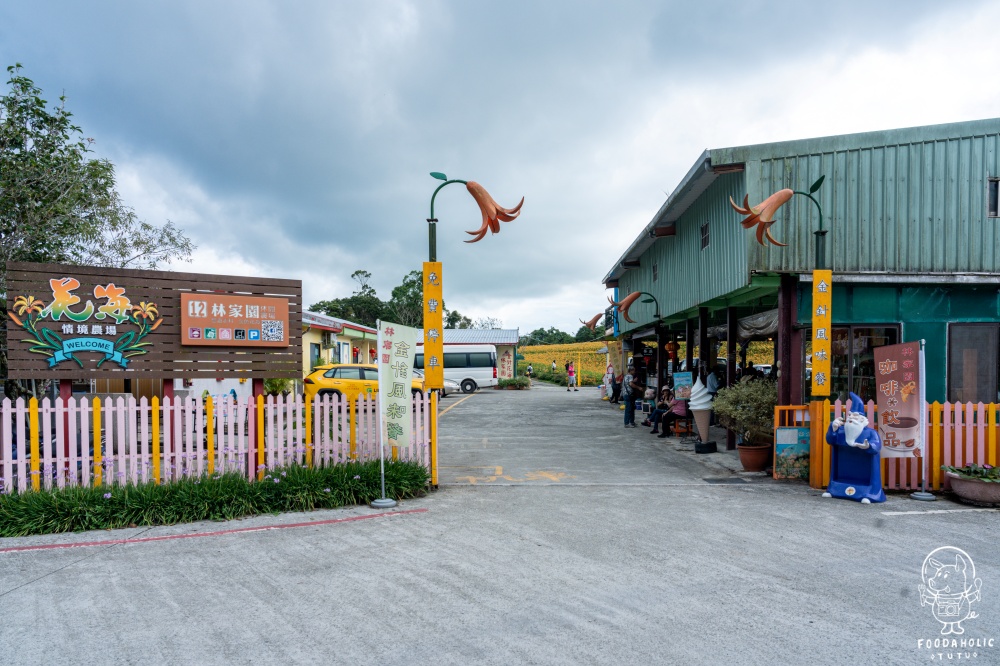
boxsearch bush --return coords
[497,377,530,389]
[0,460,430,537]
[713,378,778,444]
[941,463,1000,482]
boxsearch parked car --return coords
[412,370,460,398]
[303,363,424,403]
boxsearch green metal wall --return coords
[715,119,1000,274]
[797,282,1000,402]
[618,172,748,333]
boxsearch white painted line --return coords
[880,508,999,516]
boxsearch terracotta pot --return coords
[737,444,772,472]
[946,472,1000,507]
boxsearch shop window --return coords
[804,325,898,403]
[948,324,999,403]
[989,179,1000,218]
[700,222,710,249]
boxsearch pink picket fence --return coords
[0,392,434,494]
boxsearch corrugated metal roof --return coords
[416,329,520,345]
[303,311,375,334]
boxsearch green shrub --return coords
[713,378,778,444]
[497,377,530,389]
[941,463,999,482]
[0,460,430,537]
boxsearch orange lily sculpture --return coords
[729,189,794,247]
[580,314,602,331]
[608,292,643,324]
[464,181,524,243]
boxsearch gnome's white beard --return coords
[844,412,869,449]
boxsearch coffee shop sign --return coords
[7,277,162,369]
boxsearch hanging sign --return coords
[377,320,418,450]
[873,341,925,458]
[811,269,832,396]
[422,262,444,390]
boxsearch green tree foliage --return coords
[1,64,194,396]
[385,269,423,327]
[310,270,385,328]
[444,308,472,329]
[574,324,602,342]
[520,327,574,346]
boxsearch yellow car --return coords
[303,364,424,402]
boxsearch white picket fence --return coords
[0,393,433,494]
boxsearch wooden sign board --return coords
[6,261,302,379]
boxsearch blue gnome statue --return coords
[823,392,886,504]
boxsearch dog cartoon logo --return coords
[919,547,982,635]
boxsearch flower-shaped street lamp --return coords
[422,172,524,392]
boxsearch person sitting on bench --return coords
[651,390,687,437]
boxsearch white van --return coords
[414,344,498,393]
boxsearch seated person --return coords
[644,388,671,430]
[655,392,689,438]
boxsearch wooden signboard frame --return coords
[5,261,302,379]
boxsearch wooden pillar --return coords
[253,378,265,398]
[777,274,795,406]
[655,324,667,390]
[698,307,709,382]
[685,318,695,372]
[726,307,738,451]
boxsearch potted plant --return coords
[713,378,778,472]
[941,463,1000,507]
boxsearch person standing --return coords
[623,364,641,427]
[567,362,578,391]
[551,360,557,373]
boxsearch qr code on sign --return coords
[261,320,284,342]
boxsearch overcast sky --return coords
[2,1,998,334]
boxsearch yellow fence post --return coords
[206,396,215,476]
[349,396,358,460]
[93,397,103,486]
[29,397,40,492]
[152,396,161,485]
[305,395,313,466]
[931,402,943,490]
[430,389,439,487]
[256,394,265,480]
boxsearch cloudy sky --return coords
[2,1,998,334]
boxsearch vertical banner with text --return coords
[422,262,444,390]
[377,320,418,451]
[873,341,925,458]
[811,269,832,397]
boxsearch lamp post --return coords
[421,172,524,392]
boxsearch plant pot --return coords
[945,472,1000,507]
[737,443,772,473]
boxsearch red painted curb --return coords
[0,508,428,554]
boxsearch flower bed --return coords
[0,460,429,537]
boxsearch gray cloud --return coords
[0,0,992,330]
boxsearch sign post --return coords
[422,262,444,392]
[373,320,418,509]
[810,269,832,397]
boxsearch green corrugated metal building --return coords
[603,118,1000,412]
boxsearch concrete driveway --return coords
[1,382,998,665]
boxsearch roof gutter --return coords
[602,151,714,286]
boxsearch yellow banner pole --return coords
[430,389,439,487]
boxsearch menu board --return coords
[873,341,924,458]
[673,372,693,399]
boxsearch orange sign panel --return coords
[810,269,832,396]
[181,293,289,347]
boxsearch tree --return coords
[520,327,574,346]
[1,64,194,396]
[385,269,423,327]
[574,325,601,342]
[444,308,472,329]
[310,269,384,328]
[473,316,503,330]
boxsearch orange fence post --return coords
[305,395,313,466]
[152,396,161,485]
[29,397,40,492]
[349,396,358,460]
[989,403,998,469]
[206,396,215,476]
[256,394,265,480]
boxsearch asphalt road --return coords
[1,382,998,665]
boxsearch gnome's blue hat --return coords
[849,392,865,414]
